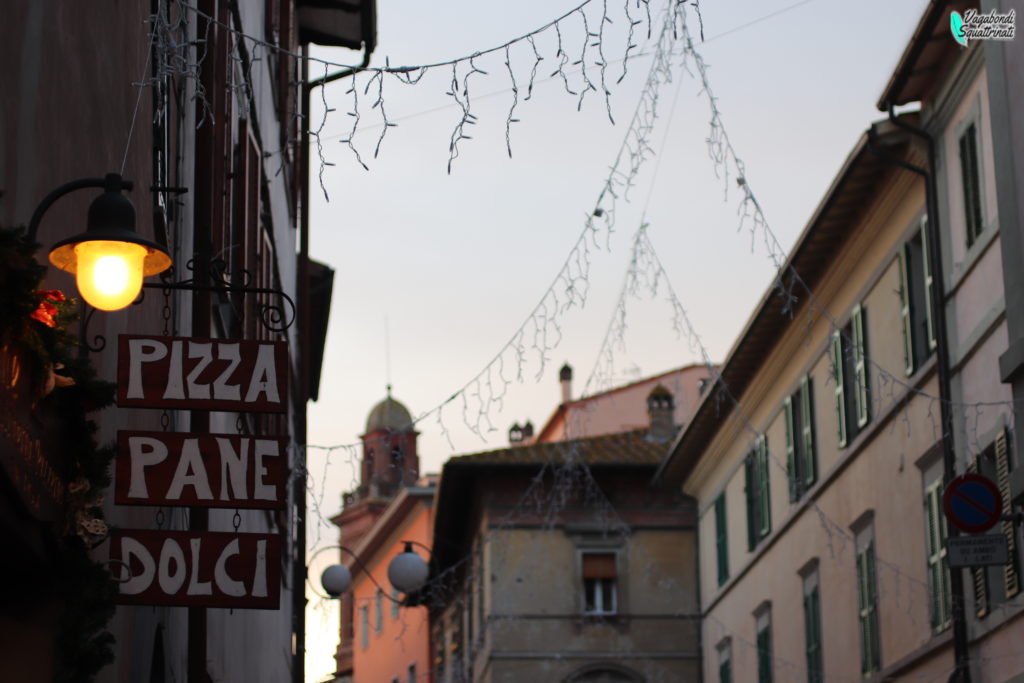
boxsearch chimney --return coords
[521,420,534,443]
[509,422,524,445]
[559,363,573,404]
[647,385,675,442]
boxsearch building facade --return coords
[657,2,1024,681]
[1,1,371,681]
[431,386,700,683]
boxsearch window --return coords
[715,493,729,586]
[745,435,771,551]
[785,376,817,501]
[802,568,823,683]
[755,606,773,683]
[959,122,984,247]
[855,527,880,675]
[391,588,400,620]
[582,552,617,615]
[408,663,417,683]
[898,220,936,376]
[832,304,870,448]
[923,476,951,631]
[717,639,732,683]
[359,604,369,650]
[969,428,1020,617]
[375,590,384,634]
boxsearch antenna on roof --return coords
[385,315,392,392]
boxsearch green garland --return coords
[0,227,118,682]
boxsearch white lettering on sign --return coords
[127,339,167,399]
[117,431,286,509]
[119,535,266,599]
[118,336,285,411]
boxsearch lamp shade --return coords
[387,545,429,594]
[48,175,171,311]
[321,564,353,597]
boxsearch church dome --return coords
[365,391,413,433]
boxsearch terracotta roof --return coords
[447,428,667,468]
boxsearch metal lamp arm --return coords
[27,175,133,242]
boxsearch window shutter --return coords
[758,436,771,537]
[920,219,936,351]
[784,397,796,502]
[582,553,617,579]
[745,455,757,552]
[832,332,847,447]
[925,483,951,630]
[852,305,870,428]
[965,459,989,617]
[898,247,915,375]
[715,494,729,585]
[994,429,1020,598]
[801,376,816,488]
[804,586,822,683]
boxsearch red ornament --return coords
[29,290,66,328]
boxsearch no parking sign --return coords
[943,473,1003,534]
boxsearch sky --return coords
[301,1,930,679]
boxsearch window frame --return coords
[745,435,771,550]
[923,476,951,632]
[580,550,619,616]
[785,375,817,501]
[715,492,729,586]
[833,305,870,447]
[755,604,773,683]
[375,589,384,634]
[359,604,369,650]
[855,526,880,675]
[802,566,823,683]
[717,638,732,683]
[958,119,985,248]
[898,219,936,377]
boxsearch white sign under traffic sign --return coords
[946,534,1009,568]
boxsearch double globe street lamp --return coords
[316,541,431,603]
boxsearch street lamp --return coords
[29,173,172,311]
[313,541,431,600]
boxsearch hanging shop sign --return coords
[111,529,281,609]
[116,335,287,412]
[0,345,66,521]
[115,431,287,509]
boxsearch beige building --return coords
[430,385,700,683]
[656,2,1023,681]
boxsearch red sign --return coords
[115,431,287,509]
[110,529,281,609]
[117,336,287,412]
[944,473,1004,534]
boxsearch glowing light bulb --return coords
[73,240,147,311]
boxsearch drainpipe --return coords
[868,106,970,683]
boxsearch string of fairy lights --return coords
[122,1,1024,680]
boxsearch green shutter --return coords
[715,493,729,586]
[898,246,915,375]
[920,219,937,351]
[832,331,847,448]
[804,586,822,683]
[857,542,880,673]
[758,436,771,538]
[745,455,757,552]
[801,376,816,488]
[757,624,773,683]
[784,397,797,502]
[925,483,951,630]
[719,658,732,683]
[994,430,1020,598]
[852,305,870,428]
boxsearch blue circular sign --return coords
[943,474,1003,534]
